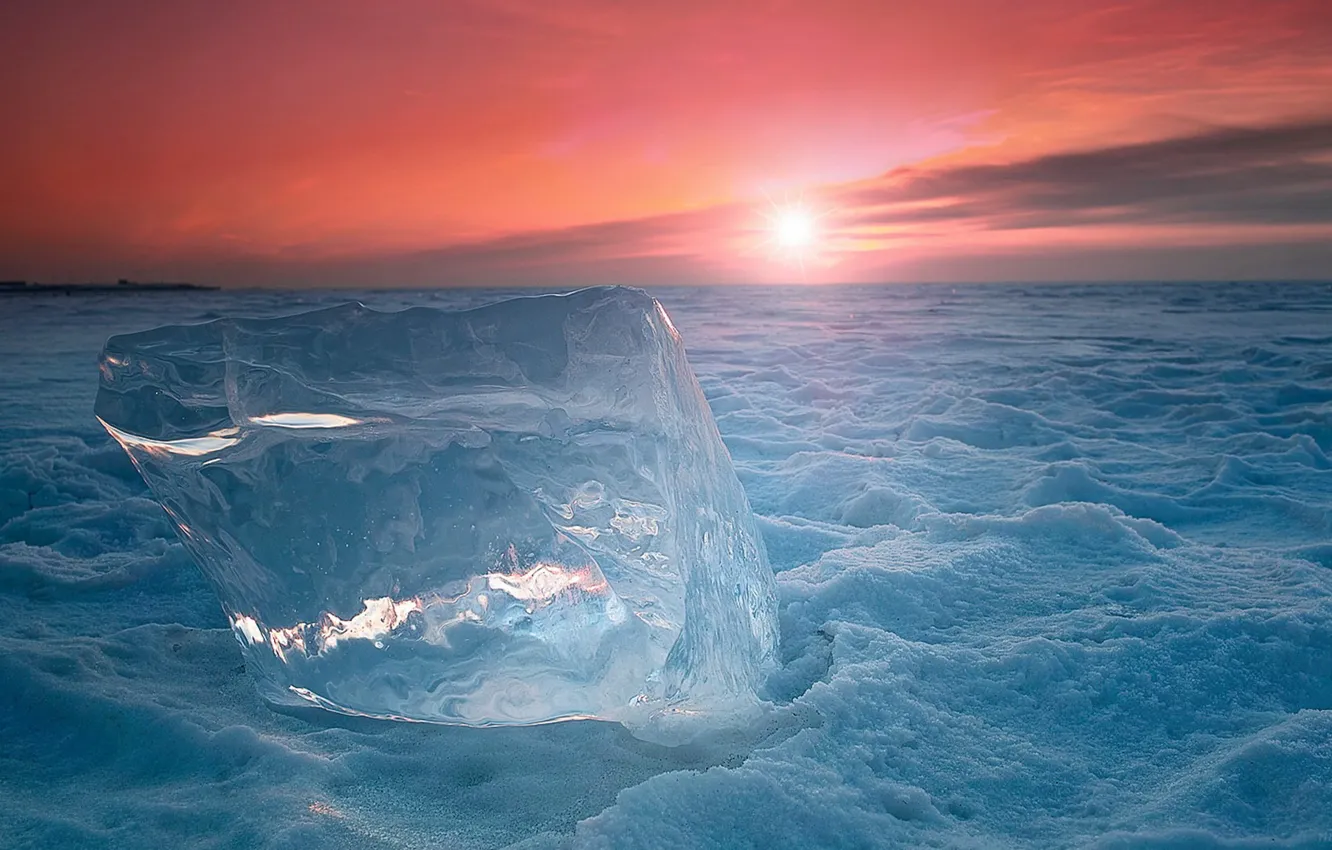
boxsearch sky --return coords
[2,0,1331,287]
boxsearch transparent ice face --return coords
[95,287,778,741]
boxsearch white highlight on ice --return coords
[483,562,608,602]
[268,625,307,662]
[250,412,363,429]
[318,596,422,651]
[99,418,240,457]
[231,614,265,645]
[249,558,624,664]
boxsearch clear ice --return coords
[95,287,779,741]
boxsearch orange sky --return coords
[2,0,1331,285]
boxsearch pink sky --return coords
[2,0,1331,285]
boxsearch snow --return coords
[92,288,779,739]
[2,282,1331,849]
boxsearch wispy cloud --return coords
[5,1,1331,284]
[172,117,1332,286]
[839,118,1332,233]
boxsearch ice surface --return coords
[4,282,1332,849]
[92,286,779,738]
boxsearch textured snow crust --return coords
[2,282,1331,849]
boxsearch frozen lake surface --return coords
[2,282,1331,849]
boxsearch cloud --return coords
[839,118,1332,234]
[32,117,1332,287]
[174,207,749,288]
[388,117,1332,283]
[6,1,1332,285]
[173,118,1332,286]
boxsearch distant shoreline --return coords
[0,280,220,295]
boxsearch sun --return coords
[756,196,831,273]
[773,206,817,250]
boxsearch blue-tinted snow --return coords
[2,282,1331,849]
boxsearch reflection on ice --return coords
[483,562,609,603]
[234,596,422,659]
[99,412,362,460]
[318,596,422,651]
[230,557,626,666]
[99,418,240,457]
[249,412,363,429]
[230,614,265,645]
[268,623,307,662]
